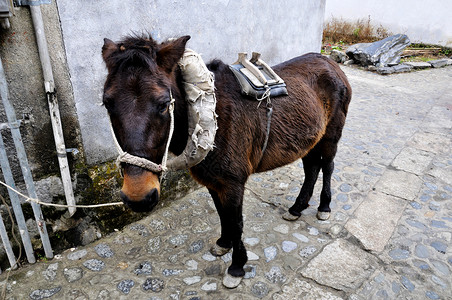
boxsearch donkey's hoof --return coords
[210,244,231,256]
[282,211,300,221]
[222,272,243,289]
[316,211,330,220]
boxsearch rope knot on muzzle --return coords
[117,152,166,173]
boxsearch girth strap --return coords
[262,104,273,154]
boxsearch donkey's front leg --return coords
[218,185,248,288]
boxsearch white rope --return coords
[162,90,175,169]
[0,180,123,208]
[256,85,271,108]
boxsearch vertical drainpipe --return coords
[29,0,76,216]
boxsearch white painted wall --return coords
[325,0,452,46]
[56,0,326,164]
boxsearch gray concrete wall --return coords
[0,3,82,181]
[325,0,452,47]
[56,0,326,165]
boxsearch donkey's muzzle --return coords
[120,188,159,212]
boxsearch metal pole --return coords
[0,132,36,263]
[29,0,76,216]
[0,57,53,259]
[0,212,17,270]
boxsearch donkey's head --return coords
[102,35,190,212]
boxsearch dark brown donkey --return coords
[102,35,351,287]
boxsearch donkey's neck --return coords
[168,68,189,156]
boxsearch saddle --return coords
[229,52,288,99]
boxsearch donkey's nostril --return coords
[120,188,159,212]
[144,188,159,203]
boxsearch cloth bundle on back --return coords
[166,49,218,170]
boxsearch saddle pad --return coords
[229,64,288,99]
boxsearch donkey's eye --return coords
[103,94,114,110]
[158,102,170,114]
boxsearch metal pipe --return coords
[0,131,36,264]
[29,0,76,216]
[0,212,16,270]
[0,57,53,259]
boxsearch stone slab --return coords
[391,147,434,175]
[428,165,452,186]
[429,59,448,68]
[377,66,395,75]
[402,61,431,69]
[392,64,412,73]
[376,64,412,74]
[273,278,344,300]
[300,239,378,292]
[421,106,452,134]
[345,192,407,252]
[407,131,452,154]
[374,169,422,200]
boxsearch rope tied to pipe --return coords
[0,180,123,208]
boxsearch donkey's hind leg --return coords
[317,141,338,220]
[208,188,232,256]
[283,149,322,221]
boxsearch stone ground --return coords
[1,65,452,299]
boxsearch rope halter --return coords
[110,89,176,174]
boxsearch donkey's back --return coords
[201,53,351,176]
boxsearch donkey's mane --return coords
[107,35,161,73]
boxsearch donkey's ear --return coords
[102,38,118,65]
[157,35,191,73]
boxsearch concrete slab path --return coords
[1,65,451,299]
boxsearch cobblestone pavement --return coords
[2,65,452,299]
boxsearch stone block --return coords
[392,64,412,73]
[346,34,410,67]
[377,66,395,75]
[374,169,422,201]
[330,50,348,63]
[345,192,407,252]
[301,239,378,292]
[377,64,413,74]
